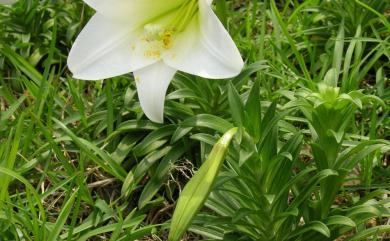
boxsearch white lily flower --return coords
[68,0,244,123]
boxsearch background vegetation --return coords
[0,0,389,240]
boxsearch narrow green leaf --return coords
[111,135,142,164]
[244,80,261,142]
[288,221,330,238]
[77,215,145,241]
[67,78,87,126]
[341,25,361,91]
[346,225,390,241]
[324,215,356,227]
[215,0,227,27]
[105,80,114,135]
[228,81,244,127]
[171,114,233,143]
[0,113,24,204]
[133,125,176,156]
[331,20,345,86]
[48,189,79,241]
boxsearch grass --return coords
[0,0,389,240]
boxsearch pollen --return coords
[162,30,173,49]
[144,50,161,58]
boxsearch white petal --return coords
[84,0,186,25]
[68,14,158,80]
[134,62,177,123]
[163,0,243,79]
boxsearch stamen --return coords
[175,0,198,32]
[169,0,198,32]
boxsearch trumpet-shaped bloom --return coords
[68,0,244,122]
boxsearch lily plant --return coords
[68,0,244,122]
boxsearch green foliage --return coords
[179,85,389,240]
[0,0,389,240]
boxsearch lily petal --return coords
[164,0,243,79]
[134,61,177,123]
[84,0,185,25]
[68,14,158,80]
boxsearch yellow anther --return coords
[144,50,161,58]
[162,30,173,49]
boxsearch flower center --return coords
[141,0,198,54]
[143,24,174,49]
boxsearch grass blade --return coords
[48,189,79,241]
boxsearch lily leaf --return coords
[288,221,330,239]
